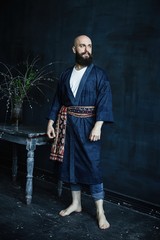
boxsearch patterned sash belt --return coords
[50,105,95,162]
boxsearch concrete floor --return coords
[0,167,160,240]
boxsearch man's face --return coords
[73,36,93,66]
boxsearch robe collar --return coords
[66,63,94,105]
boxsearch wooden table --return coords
[0,124,50,204]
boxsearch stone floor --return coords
[0,166,160,240]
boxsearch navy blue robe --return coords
[48,64,113,184]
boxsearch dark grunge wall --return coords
[0,0,159,206]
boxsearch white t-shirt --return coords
[70,66,87,97]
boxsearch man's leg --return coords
[90,183,110,229]
[59,184,82,216]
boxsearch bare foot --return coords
[59,204,82,217]
[97,212,110,230]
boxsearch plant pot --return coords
[10,103,23,128]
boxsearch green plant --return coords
[0,56,57,111]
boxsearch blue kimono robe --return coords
[48,63,113,185]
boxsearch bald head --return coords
[73,35,92,47]
[72,35,92,55]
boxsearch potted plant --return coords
[0,56,57,127]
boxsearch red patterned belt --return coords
[68,105,95,117]
[50,105,95,162]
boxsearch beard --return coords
[75,51,93,66]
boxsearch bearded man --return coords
[47,35,113,229]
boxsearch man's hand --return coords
[47,120,56,139]
[89,121,103,141]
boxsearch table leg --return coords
[12,143,18,182]
[26,139,36,205]
[57,180,63,197]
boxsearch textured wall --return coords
[0,0,159,205]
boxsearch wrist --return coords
[48,120,54,127]
[94,121,103,129]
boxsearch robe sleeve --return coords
[47,79,62,121]
[95,69,114,123]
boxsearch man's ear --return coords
[72,46,76,54]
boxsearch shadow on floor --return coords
[0,167,160,240]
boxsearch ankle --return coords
[97,209,105,216]
[95,200,105,214]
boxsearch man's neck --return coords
[75,64,86,71]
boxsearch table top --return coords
[0,124,47,138]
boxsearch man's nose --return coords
[84,47,90,53]
[85,46,89,52]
